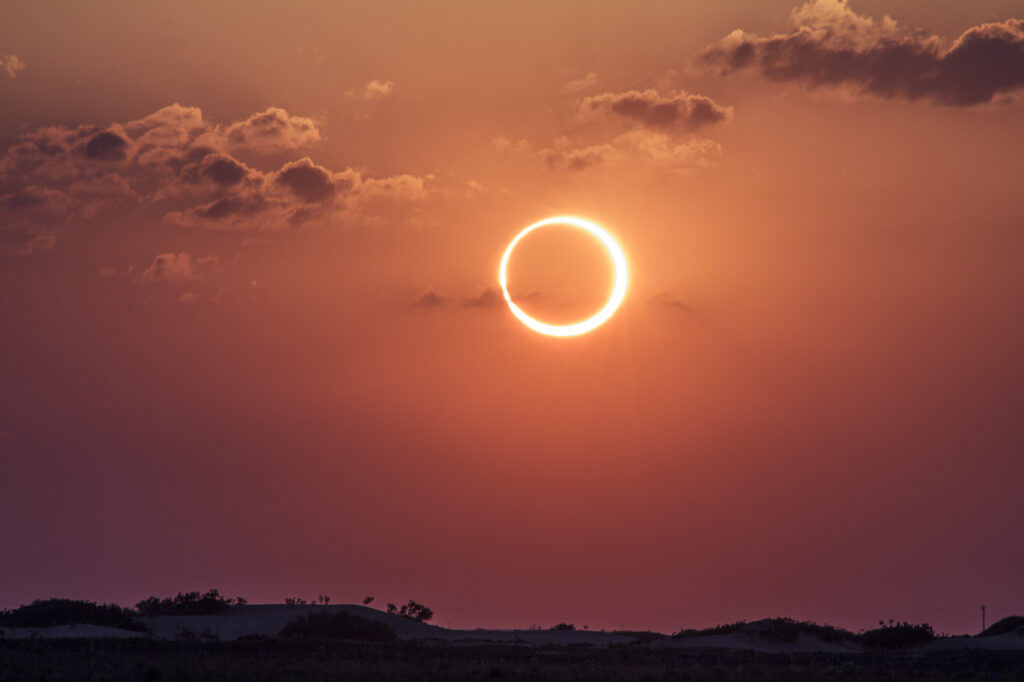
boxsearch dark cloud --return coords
[581,89,732,130]
[138,252,197,284]
[201,154,248,186]
[0,104,431,240]
[496,85,729,174]
[538,143,615,172]
[411,286,559,309]
[411,288,444,307]
[275,159,336,203]
[462,287,502,308]
[81,131,129,162]
[697,0,1024,106]
[650,291,692,312]
[191,196,261,221]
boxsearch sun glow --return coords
[499,216,629,337]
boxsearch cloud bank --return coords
[0,104,430,251]
[697,0,1024,106]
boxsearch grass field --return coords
[2,638,1024,681]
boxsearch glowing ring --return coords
[499,216,628,337]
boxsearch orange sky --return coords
[2,0,1023,634]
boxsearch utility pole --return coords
[981,605,986,633]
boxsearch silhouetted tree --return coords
[0,599,146,632]
[396,600,433,623]
[135,589,245,616]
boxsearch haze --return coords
[2,0,1023,635]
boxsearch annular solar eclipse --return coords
[499,216,628,337]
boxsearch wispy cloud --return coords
[347,79,394,100]
[1,54,25,78]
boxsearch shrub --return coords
[857,621,935,649]
[135,589,246,617]
[756,618,852,644]
[549,623,576,631]
[386,600,433,623]
[279,611,396,641]
[613,630,663,644]
[0,599,147,632]
[674,621,746,638]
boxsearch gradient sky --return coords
[2,0,1024,635]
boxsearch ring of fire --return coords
[499,216,629,337]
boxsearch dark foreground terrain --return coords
[3,638,1024,682]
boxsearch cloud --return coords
[503,131,720,174]
[615,129,722,172]
[581,89,733,130]
[221,107,322,153]
[650,291,692,312]
[538,141,616,172]
[410,286,559,309]
[496,86,730,173]
[1,54,24,78]
[564,72,598,93]
[0,104,432,241]
[177,292,200,304]
[138,253,198,285]
[348,80,394,100]
[275,158,338,203]
[696,0,1024,106]
[410,287,444,307]
[15,229,57,256]
[81,131,130,162]
[462,287,502,308]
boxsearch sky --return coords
[1,0,1023,635]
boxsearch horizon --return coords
[0,592,1005,638]
[2,0,1023,641]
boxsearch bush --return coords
[549,623,576,631]
[0,599,147,632]
[857,621,935,649]
[756,618,852,644]
[979,616,1024,637]
[279,611,396,641]
[612,630,663,644]
[135,590,246,617]
[386,600,433,623]
[674,621,746,638]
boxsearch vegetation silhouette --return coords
[385,600,433,623]
[0,599,146,632]
[859,620,935,649]
[279,611,396,641]
[135,589,246,617]
[673,617,936,649]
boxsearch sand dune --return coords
[4,606,1023,653]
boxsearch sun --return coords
[499,216,629,337]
